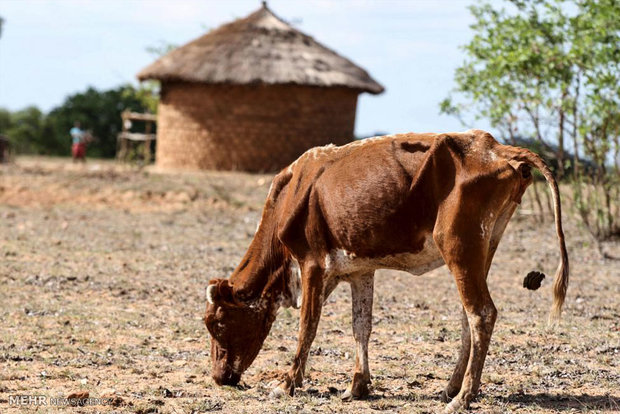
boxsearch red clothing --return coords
[72,143,86,159]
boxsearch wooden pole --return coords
[144,121,152,163]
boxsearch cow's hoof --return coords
[443,397,468,413]
[440,387,459,403]
[341,388,353,402]
[341,382,369,401]
[269,380,295,399]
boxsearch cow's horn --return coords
[206,284,217,304]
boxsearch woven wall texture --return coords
[156,83,358,172]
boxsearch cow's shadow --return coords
[269,384,618,411]
[307,390,619,412]
[495,392,620,412]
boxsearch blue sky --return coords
[0,0,492,137]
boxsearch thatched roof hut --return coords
[138,3,384,172]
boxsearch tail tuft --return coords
[548,252,570,324]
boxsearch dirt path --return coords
[1,157,618,413]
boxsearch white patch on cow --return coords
[287,144,337,173]
[482,209,502,240]
[206,285,216,304]
[324,237,444,277]
[281,256,302,308]
[480,305,496,321]
[345,134,393,148]
[312,144,336,159]
[232,356,243,372]
[324,249,357,273]
[350,274,373,382]
[286,135,397,175]
[481,222,489,239]
[255,180,278,232]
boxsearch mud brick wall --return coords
[156,83,358,172]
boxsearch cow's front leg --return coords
[342,271,374,401]
[441,307,470,402]
[271,261,324,398]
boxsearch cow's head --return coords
[203,278,276,386]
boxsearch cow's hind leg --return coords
[439,209,509,407]
[441,307,470,402]
[447,292,496,413]
[435,231,497,413]
[271,260,324,398]
[342,271,374,401]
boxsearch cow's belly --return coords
[324,236,445,276]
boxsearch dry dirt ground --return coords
[1,157,618,414]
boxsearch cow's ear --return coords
[206,279,239,307]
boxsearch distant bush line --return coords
[0,84,157,159]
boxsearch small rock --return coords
[269,386,286,399]
[101,393,125,407]
[67,391,89,406]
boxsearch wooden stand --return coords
[116,111,157,164]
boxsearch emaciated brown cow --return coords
[204,129,569,413]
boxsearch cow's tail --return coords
[510,148,570,324]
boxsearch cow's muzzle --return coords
[213,370,241,386]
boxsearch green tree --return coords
[4,106,46,154]
[0,84,156,158]
[0,108,11,133]
[145,40,178,58]
[442,0,619,243]
[135,40,180,114]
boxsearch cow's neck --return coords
[228,214,294,308]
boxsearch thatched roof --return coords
[137,3,384,94]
